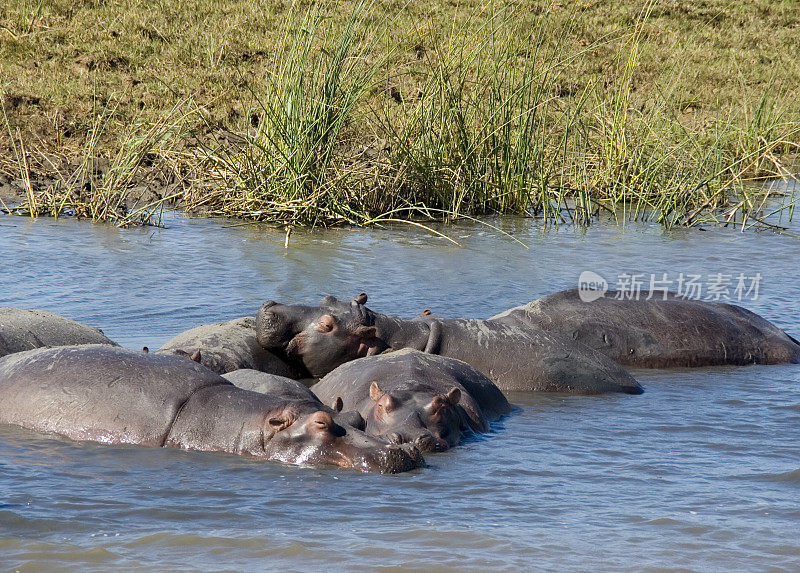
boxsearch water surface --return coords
[1,211,799,571]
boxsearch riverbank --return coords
[1,0,799,228]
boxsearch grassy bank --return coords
[1,0,798,228]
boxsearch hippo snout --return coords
[381,432,448,453]
[387,443,426,473]
[385,432,405,445]
[356,443,425,474]
[414,433,450,453]
[256,302,293,348]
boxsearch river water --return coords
[1,203,799,571]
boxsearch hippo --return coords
[489,288,800,368]
[0,307,117,357]
[223,368,366,430]
[0,345,424,473]
[311,349,511,452]
[255,295,643,394]
[157,317,300,377]
[223,368,316,399]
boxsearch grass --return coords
[1,94,192,226]
[1,0,798,229]
[184,3,384,225]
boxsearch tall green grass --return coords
[376,6,556,219]
[187,2,385,225]
[189,1,797,230]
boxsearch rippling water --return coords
[2,210,799,571]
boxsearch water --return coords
[1,210,799,571]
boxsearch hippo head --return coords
[363,381,465,453]
[262,404,424,473]
[256,296,387,378]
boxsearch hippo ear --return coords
[419,309,431,317]
[316,314,336,333]
[369,381,382,402]
[445,387,461,406]
[353,292,368,305]
[142,346,149,354]
[172,348,200,362]
[332,397,344,412]
[190,349,202,363]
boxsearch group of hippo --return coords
[1,289,798,474]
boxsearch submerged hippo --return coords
[255,295,643,394]
[0,345,424,473]
[490,289,800,368]
[311,349,511,452]
[223,368,315,399]
[157,317,299,377]
[0,307,116,357]
[223,369,366,430]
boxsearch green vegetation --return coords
[1,0,798,229]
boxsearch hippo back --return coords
[0,308,117,358]
[491,289,800,367]
[223,369,317,402]
[157,317,299,377]
[0,345,230,446]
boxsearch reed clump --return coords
[183,4,383,226]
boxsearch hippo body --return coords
[256,296,643,395]
[157,317,299,377]
[490,289,800,368]
[0,345,423,473]
[311,349,511,452]
[0,307,116,357]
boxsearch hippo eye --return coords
[317,315,336,333]
[380,396,396,414]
